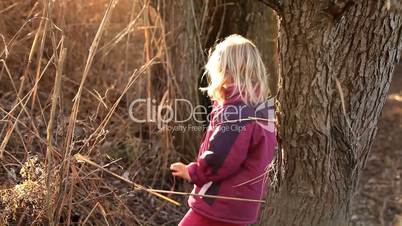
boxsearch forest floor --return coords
[351,64,402,226]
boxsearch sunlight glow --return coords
[388,94,402,102]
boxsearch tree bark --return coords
[257,1,402,226]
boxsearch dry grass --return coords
[0,0,222,225]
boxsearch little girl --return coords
[170,34,276,226]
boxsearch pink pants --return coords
[178,209,248,226]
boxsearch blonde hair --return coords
[201,34,270,106]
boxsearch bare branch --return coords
[257,0,282,14]
[325,0,355,20]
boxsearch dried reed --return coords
[0,0,221,224]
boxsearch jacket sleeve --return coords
[186,122,255,187]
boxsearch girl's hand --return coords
[170,162,191,181]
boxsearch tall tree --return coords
[256,1,402,226]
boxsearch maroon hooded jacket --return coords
[186,88,277,224]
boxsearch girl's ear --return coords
[223,73,233,84]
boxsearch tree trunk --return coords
[258,1,402,226]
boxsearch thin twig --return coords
[74,153,181,206]
[74,154,266,204]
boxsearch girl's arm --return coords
[186,122,255,187]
